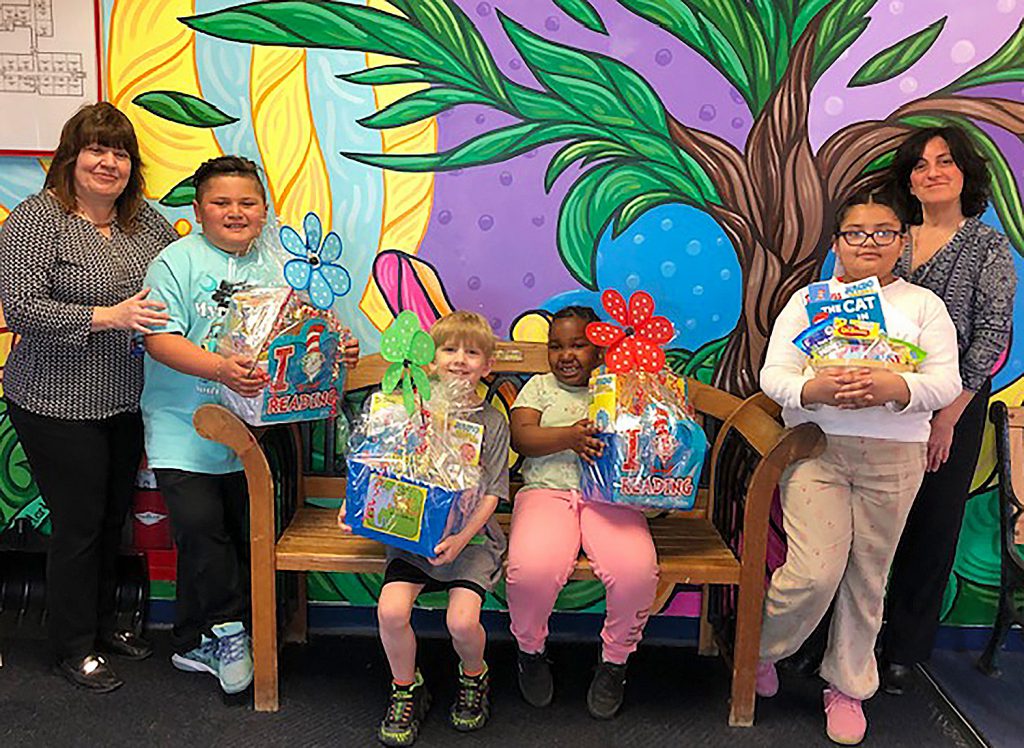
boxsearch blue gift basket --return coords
[581,405,707,511]
[345,459,468,558]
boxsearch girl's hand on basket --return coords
[800,368,851,407]
[834,368,910,409]
[568,419,604,463]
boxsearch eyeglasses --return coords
[836,230,902,247]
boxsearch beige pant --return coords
[760,435,927,699]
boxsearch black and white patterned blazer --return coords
[0,191,177,419]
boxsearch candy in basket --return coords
[580,290,707,510]
[343,312,484,557]
[216,287,347,425]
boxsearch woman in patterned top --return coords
[880,125,1017,694]
[0,103,176,692]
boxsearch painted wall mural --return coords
[1,0,1023,624]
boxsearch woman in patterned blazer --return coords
[880,125,1017,693]
[0,103,176,692]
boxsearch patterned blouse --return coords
[0,191,177,419]
[894,217,1016,392]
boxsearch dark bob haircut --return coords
[44,102,146,232]
[890,125,991,224]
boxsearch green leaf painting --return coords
[943,19,1024,92]
[848,17,946,88]
[159,175,197,207]
[554,0,608,34]
[132,91,238,128]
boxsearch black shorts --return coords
[382,558,487,602]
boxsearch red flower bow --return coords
[586,290,674,373]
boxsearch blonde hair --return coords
[430,311,496,359]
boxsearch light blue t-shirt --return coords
[141,233,264,474]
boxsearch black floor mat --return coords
[1,631,976,747]
[925,648,1024,748]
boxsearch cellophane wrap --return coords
[343,379,485,557]
[581,368,707,510]
[216,287,346,425]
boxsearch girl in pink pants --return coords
[507,306,659,720]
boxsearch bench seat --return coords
[275,506,741,584]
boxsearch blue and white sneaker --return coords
[170,639,219,676]
[211,621,253,694]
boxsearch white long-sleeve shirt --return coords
[760,278,962,443]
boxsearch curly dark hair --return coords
[551,305,600,325]
[45,103,146,233]
[191,155,266,203]
[890,125,991,224]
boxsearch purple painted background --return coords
[416,0,1024,335]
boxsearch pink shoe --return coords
[823,687,866,745]
[755,660,778,698]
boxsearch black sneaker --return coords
[449,663,490,732]
[378,672,431,746]
[517,648,553,707]
[587,660,627,719]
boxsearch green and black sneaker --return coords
[378,671,431,747]
[449,663,490,732]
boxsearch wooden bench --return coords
[194,341,824,725]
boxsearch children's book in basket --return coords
[795,277,927,372]
[580,290,707,511]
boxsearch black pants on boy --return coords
[6,401,143,661]
[881,380,991,666]
[154,469,249,654]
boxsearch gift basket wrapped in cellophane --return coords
[796,278,927,373]
[342,311,485,558]
[581,290,707,511]
[214,216,350,426]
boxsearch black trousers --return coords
[154,469,249,653]
[6,400,143,661]
[881,379,991,665]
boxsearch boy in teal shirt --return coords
[143,156,357,694]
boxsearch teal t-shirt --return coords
[141,233,264,474]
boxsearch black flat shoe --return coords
[881,662,914,696]
[55,654,124,693]
[97,630,153,661]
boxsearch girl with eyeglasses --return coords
[755,188,962,745]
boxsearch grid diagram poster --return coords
[0,0,101,154]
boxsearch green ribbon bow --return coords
[380,310,435,415]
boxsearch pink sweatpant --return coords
[506,488,659,664]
